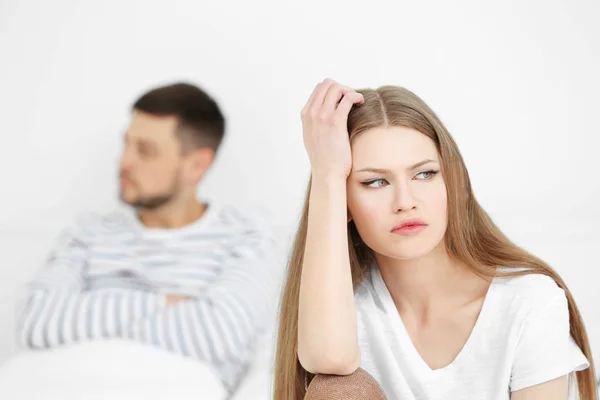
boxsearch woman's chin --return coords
[374,242,441,262]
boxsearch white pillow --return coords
[0,340,226,400]
[232,330,277,399]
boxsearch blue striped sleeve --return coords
[16,217,166,349]
[17,288,166,349]
[128,225,277,389]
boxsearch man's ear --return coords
[186,147,215,183]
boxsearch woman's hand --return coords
[301,78,364,180]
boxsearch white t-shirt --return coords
[355,265,590,400]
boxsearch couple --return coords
[19,80,596,400]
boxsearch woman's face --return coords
[347,126,448,260]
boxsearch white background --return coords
[0,0,598,382]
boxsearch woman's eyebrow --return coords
[355,159,438,174]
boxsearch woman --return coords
[274,79,596,399]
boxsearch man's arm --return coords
[128,226,277,365]
[17,216,165,349]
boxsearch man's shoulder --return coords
[67,209,135,236]
[212,203,273,235]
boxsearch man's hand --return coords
[165,294,194,305]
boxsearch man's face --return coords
[119,111,183,209]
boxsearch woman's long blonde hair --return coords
[274,86,596,399]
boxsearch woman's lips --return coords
[391,219,428,236]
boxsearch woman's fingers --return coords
[303,78,362,124]
[323,83,356,116]
[302,78,335,118]
[334,92,364,123]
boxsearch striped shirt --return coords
[16,203,278,393]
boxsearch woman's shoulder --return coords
[494,266,563,291]
[355,267,376,298]
[354,267,386,311]
[491,267,567,314]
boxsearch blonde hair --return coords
[274,86,596,399]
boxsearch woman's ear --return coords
[347,209,353,223]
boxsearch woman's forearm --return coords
[297,174,360,375]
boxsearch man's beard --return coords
[120,172,180,210]
[125,193,175,210]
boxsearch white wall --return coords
[0,0,598,369]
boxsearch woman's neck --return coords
[375,245,488,319]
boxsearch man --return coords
[16,82,277,394]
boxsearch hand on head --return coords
[301,78,364,180]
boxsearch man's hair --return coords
[132,82,225,153]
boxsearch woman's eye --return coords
[415,170,438,180]
[363,179,387,188]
